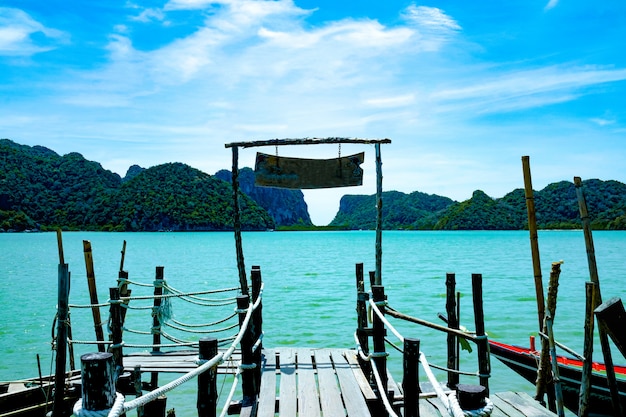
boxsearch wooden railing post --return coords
[83,240,106,352]
[109,287,124,378]
[471,274,490,394]
[237,294,257,405]
[250,266,263,395]
[197,338,218,417]
[445,272,459,389]
[403,338,420,417]
[151,266,165,389]
[578,281,596,417]
[355,263,372,381]
[372,285,388,416]
[53,262,70,416]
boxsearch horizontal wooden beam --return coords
[225,137,391,149]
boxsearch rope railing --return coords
[366,295,494,417]
[73,282,265,417]
[66,279,244,352]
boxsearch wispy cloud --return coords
[0,7,65,56]
[544,0,559,11]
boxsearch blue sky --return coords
[2,0,625,225]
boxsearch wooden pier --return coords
[120,347,562,417]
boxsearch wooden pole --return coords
[403,338,420,417]
[578,282,596,417]
[372,285,388,416]
[83,240,106,352]
[109,287,124,374]
[53,262,70,416]
[56,230,75,371]
[445,273,459,389]
[544,262,564,417]
[575,176,622,417]
[355,263,371,381]
[521,156,546,329]
[250,266,263,394]
[151,266,164,389]
[237,295,257,406]
[374,143,383,286]
[197,338,218,417]
[471,274,489,394]
[231,146,248,296]
[522,156,554,405]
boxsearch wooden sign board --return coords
[254,152,364,189]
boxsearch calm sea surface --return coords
[1,230,625,412]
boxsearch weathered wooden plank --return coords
[314,349,345,417]
[419,397,446,417]
[297,350,321,417]
[331,350,371,416]
[257,349,277,417]
[344,350,377,402]
[279,349,297,417]
[254,152,364,189]
[490,393,527,417]
[495,391,552,416]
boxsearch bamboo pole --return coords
[521,156,553,405]
[574,176,622,417]
[446,273,459,389]
[471,274,490,394]
[83,240,105,352]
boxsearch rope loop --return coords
[447,391,494,417]
[72,392,125,417]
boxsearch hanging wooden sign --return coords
[254,152,365,189]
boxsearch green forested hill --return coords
[2,138,625,231]
[332,179,626,230]
[0,139,273,231]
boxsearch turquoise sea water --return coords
[1,230,625,413]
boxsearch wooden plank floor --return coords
[123,348,564,416]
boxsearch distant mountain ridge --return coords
[330,181,626,230]
[1,138,625,231]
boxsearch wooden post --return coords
[578,282,596,417]
[197,338,218,417]
[83,240,106,352]
[151,266,164,389]
[545,262,564,417]
[109,287,124,374]
[445,273,459,389]
[595,297,626,360]
[80,352,116,411]
[374,143,383,286]
[118,240,131,324]
[368,270,376,288]
[250,266,263,394]
[575,176,622,417]
[231,146,249,296]
[237,295,257,405]
[471,274,489,394]
[372,285,388,416]
[143,396,167,417]
[134,365,144,417]
[53,262,70,416]
[355,263,372,381]
[403,338,420,417]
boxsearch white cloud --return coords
[0,7,65,56]
[545,0,559,11]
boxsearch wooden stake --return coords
[83,240,105,352]
[575,176,622,417]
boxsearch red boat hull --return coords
[489,340,626,415]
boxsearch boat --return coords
[489,338,626,415]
